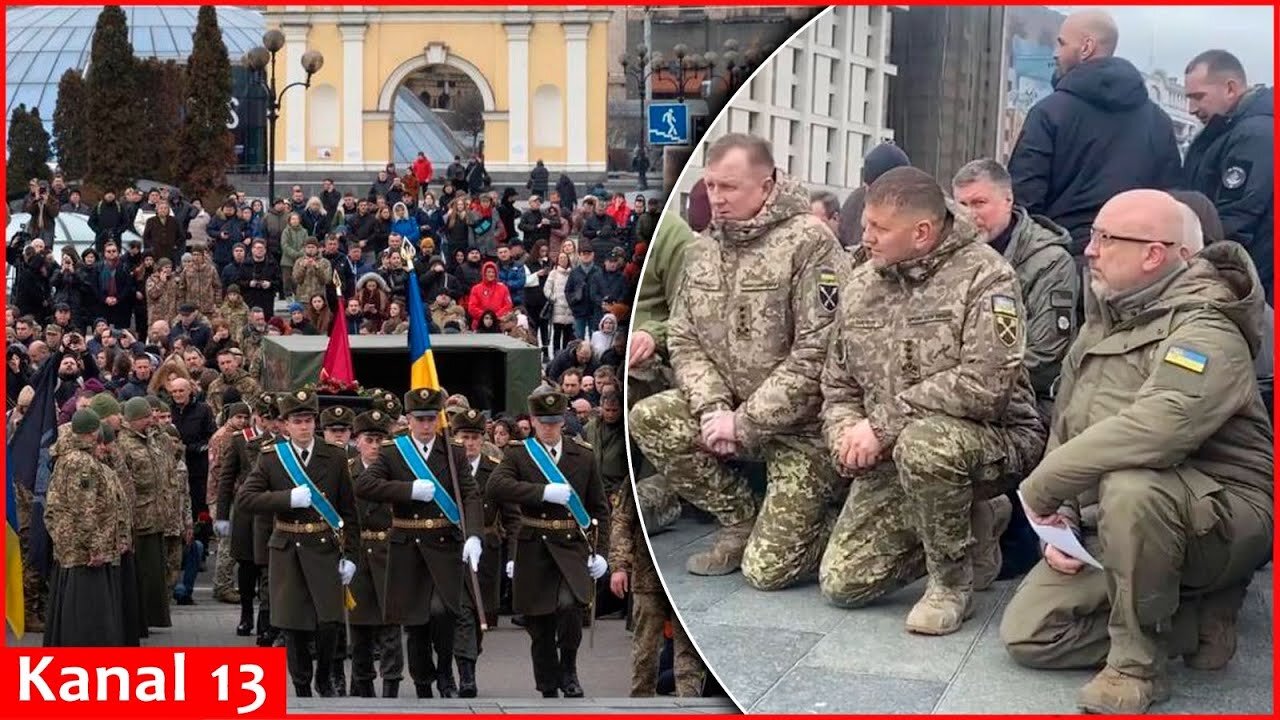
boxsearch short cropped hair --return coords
[951,158,1012,192]
[865,166,947,222]
[810,191,840,218]
[705,133,774,170]
[1186,49,1246,83]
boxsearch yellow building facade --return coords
[265,5,612,174]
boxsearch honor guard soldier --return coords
[321,405,358,459]
[237,389,360,697]
[216,392,278,642]
[347,408,405,698]
[355,388,485,699]
[486,389,611,698]
[452,407,522,697]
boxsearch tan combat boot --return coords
[1077,666,1170,714]
[686,519,754,576]
[904,578,974,636]
[1184,583,1247,670]
[969,495,1012,591]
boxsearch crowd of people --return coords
[6,150,700,699]
[629,15,1272,715]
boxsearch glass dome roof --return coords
[6,6,265,134]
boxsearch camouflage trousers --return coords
[1000,469,1272,678]
[630,390,845,591]
[820,416,1041,607]
[212,536,237,598]
[15,484,46,626]
[635,474,682,536]
[630,591,705,697]
[165,536,184,590]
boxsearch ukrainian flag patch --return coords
[1164,346,1208,374]
[991,294,1018,317]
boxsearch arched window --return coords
[532,84,562,147]
[309,83,339,151]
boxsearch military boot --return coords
[969,495,1012,591]
[1077,666,1170,714]
[1184,583,1247,670]
[686,518,754,576]
[457,659,478,698]
[905,576,974,636]
[381,680,399,698]
[349,679,375,698]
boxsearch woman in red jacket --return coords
[466,260,512,329]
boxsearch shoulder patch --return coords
[487,454,503,464]
[991,294,1018,317]
[817,266,838,313]
[1164,346,1208,374]
[381,439,396,447]
[572,436,592,450]
[260,443,277,454]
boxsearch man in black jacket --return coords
[1183,49,1274,303]
[1008,10,1181,256]
[237,240,281,318]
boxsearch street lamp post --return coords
[619,44,655,178]
[701,40,767,101]
[243,29,324,203]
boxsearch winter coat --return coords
[234,258,280,315]
[527,163,550,196]
[145,272,179,329]
[543,267,575,325]
[355,272,390,325]
[280,225,308,270]
[292,255,333,302]
[498,260,528,307]
[466,261,513,329]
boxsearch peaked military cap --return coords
[277,388,319,418]
[528,390,568,422]
[354,409,392,436]
[452,407,487,434]
[254,392,277,418]
[405,388,447,416]
[320,404,354,429]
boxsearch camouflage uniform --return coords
[118,424,172,628]
[218,296,251,342]
[178,255,223,316]
[207,370,262,416]
[634,474,682,535]
[156,425,192,589]
[291,255,333,302]
[43,432,126,646]
[15,481,46,632]
[1002,242,1273,712]
[818,208,1045,624]
[609,482,705,697]
[145,272,179,329]
[629,173,846,587]
[206,423,240,601]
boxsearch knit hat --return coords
[225,402,251,419]
[122,397,152,422]
[88,393,121,419]
[861,142,911,185]
[71,409,101,435]
[146,395,166,411]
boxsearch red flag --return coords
[319,313,357,392]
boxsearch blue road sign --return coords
[648,103,690,146]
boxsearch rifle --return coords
[442,423,489,631]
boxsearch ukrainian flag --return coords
[5,465,24,638]
[406,272,441,392]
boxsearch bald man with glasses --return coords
[1000,189,1273,713]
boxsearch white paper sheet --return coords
[1017,491,1104,570]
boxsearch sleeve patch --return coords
[818,267,839,313]
[1164,346,1208,374]
[992,294,1018,317]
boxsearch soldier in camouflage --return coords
[206,402,250,604]
[150,396,194,604]
[629,134,846,586]
[609,480,706,696]
[43,410,127,646]
[1000,190,1273,713]
[207,347,262,416]
[818,168,1046,636]
[118,397,172,629]
[178,242,223,316]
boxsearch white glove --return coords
[410,479,436,503]
[213,520,231,537]
[542,484,572,506]
[338,559,356,585]
[505,561,515,579]
[289,486,312,509]
[587,554,608,580]
[462,536,483,572]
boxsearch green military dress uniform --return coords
[217,392,278,643]
[319,402,359,698]
[346,409,405,699]
[1002,242,1273,713]
[354,388,483,699]
[451,407,522,697]
[486,391,611,698]
[236,389,359,697]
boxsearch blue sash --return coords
[392,435,461,525]
[523,438,590,529]
[275,441,344,531]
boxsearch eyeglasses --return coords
[1089,227,1176,247]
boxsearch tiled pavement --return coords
[650,517,1274,714]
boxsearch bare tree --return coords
[454,93,485,152]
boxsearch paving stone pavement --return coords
[651,517,1274,714]
[7,557,734,714]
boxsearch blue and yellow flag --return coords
[406,272,440,391]
[5,464,24,638]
